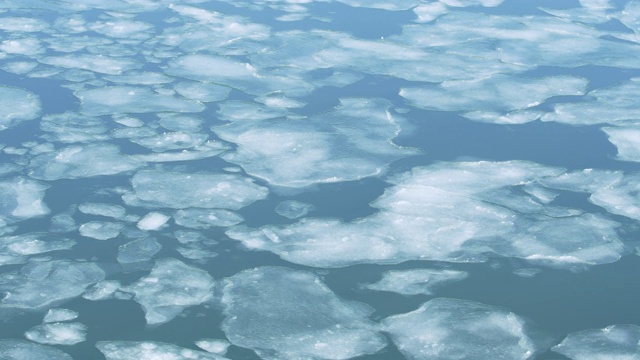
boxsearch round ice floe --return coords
[123,170,268,210]
[553,324,640,359]
[96,341,228,360]
[117,237,162,264]
[174,209,243,229]
[274,200,314,219]
[25,322,87,345]
[0,178,49,224]
[0,260,105,310]
[221,267,386,360]
[122,258,215,325]
[0,86,40,130]
[364,269,468,296]
[0,339,71,360]
[383,298,535,360]
[79,221,124,240]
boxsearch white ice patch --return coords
[173,82,230,103]
[1,61,39,74]
[76,86,204,116]
[39,55,138,75]
[216,101,288,122]
[0,234,74,266]
[174,209,243,229]
[40,112,109,143]
[0,178,49,223]
[221,267,386,360]
[414,3,448,23]
[122,258,215,325]
[603,126,640,163]
[137,212,170,231]
[88,19,153,39]
[123,170,268,210]
[117,237,162,264]
[195,339,230,355]
[0,17,48,32]
[97,341,229,360]
[228,161,625,268]
[29,143,142,180]
[25,322,87,346]
[79,203,126,220]
[365,269,468,295]
[82,280,122,301]
[130,132,209,152]
[553,324,640,359]
[0,86,40,130]
[0,260,105,310]
[79,221,124,240]
[275,200,314,219]
[43,308,79,323]
[0,37,42,56]
[158,114,203,132]
[0,340,71,360]
[215,98,417,188]
[383,298,534,360]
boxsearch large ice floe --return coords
[220,267,387,359]
[228,161,626,268]
[0,339,72,360]
[553,324,640,359]
[364,269,468,295]
[0,234,75,266]
[97,341,230,360]
[0,178,49,225]
[215,98,417,188]
[0,86,40,131]
[383,298,535,359]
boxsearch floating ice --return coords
[228,161,625,268]
[79,203,126,220]
[195,339,230,355]
[117,237,162,264]
[221,267,386,359]
[82,280,121,301]
[29,143,142,180]
[413,3,448,23]
[0,86,40,130]
[0,178,49,224]
[137,212,170,231]
[216,98,416,188]
[25,322,87,346]
[603,126,640,163]
[76,86,205,116]
[383,298,535,360]
[158,114,203,133]
[0,234,74,266]
[216,101,289,123]
[0,37,42,56]
[97,341,229,360]
[275,200,314,219]
[130,132,209,152]
[123,170,268,210]
[0,260,105,310]
[553,324,640,359]
[89,20,153,39]
[1,61,39,74]
[174,209,243,229]
[43,308,79,323]
[173,82,230,103]
[79,221,124,240]
[0,339,71,359]
[122,258,215,325]
[365,269,468,295]
[39,55,138,75]
[40,112,109,143]
[0,17,48,32]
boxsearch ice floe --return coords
[364,269,468,295]
[39,55,138,75]
[195,339,230,355]
[0,234,74,266]
[221,266,386,359]
[130,132,209,152]
[0,260,105,310]
[275,200,314,219]
[0,86,40,130]
[122,258,215,325]
[79,221,124,240]
[553,324,640,359]
[79,203,126,220]
[123,170,268,210]
[43,308,78,323]
[603,126,640,163]
[174,209,243,229]
[40,112,110,143]
[0,339,71,359]
[215,98,416,188]
[117,237,162,264]
[25,322,87,345]
[0,178,49,224]
[173,82,230,103]
[137,212,170,231]
[97,341,229,360]
[82,280,122,301]
[0,17,48,32]
[383,298,535,360]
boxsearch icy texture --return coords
[0,234,74,266]
[122,258,215,325]
[117,237,162,264]
[365,269,468,295]
[0,178,49,223]
[0,339,71,359]
[129,132,209,152]
[30,144,142,180]
[174,82,230,103]
[275,200,314,219]
[553,324,640,359]
[228,161,625,268]
[215,98,416,187]
[383,298,535,360]
[25,322,87,345]
[79,221,124,240]
[97,341,228,360]
[137,212,170,231]
[43,308,78,323]
[78,203,126,220]
[40,112,109,144]
[0,86,40,130]
[603,126,640,163]
[221,267,386,360]
[82,280,122,301]
[174,209,243,229]
[40,55,138,75]
[0,260,105,310]
[124,170,268,210]
[195,339,230,355]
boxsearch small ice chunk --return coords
[117,237,162,264]
[137,212,170,231]
[79,221,124,240]
[221,267,386,359]
[83,280,121,301]
[0,339,71,359]
[122,258,215,325]
[113,115,144,128]
[79,203,126,220]
[365,269,468,295]
[43,308,79,323]
[174,209,243,229]
[275,200,314,219]
[0,86,40,130]
[513,268,541,278]
[195,339,230,355]
[553,324,640,359]
[25,322,87,345]
[383,298,535,360]
[50,212,77,233]
[97,341,228,360]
